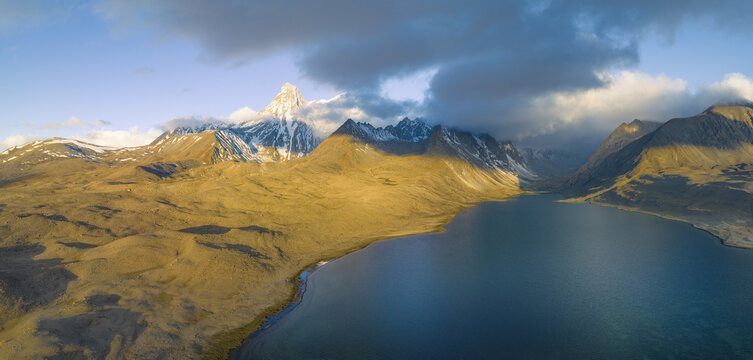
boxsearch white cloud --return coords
[519,71,753,141]
[301,93,402,138]
[220,92,408,138]
[522,71,689,137]
[63,116,86,128]
[697,73,753,104]
[1,134,40,150]
[228,106,257,123]
[71,127,163,148]
[43,116,112,130]
[380,67,438,103]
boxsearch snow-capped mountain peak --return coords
[258,82,307,120]
[330,118,533,178]
[164,82,319,162]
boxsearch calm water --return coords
[232,195,753,359]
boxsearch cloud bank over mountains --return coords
[91,0,753,150]
[162,91,416,140]
[5,70,751,151]
[493,71,753,148]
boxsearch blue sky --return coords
[0,6,339,147]
[2,1,753,151]
[638,21,753,90]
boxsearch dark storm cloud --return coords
[96,0,753,149]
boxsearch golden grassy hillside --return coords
[0,134,523,359]
[563,105,753,248]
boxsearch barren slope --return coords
[0,134,523,359]
[561,105,753,248]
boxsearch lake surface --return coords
[231,195,753,359]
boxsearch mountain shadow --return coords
[0,244,76,322]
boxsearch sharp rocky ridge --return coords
[333,118,534,179]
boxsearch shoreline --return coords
[202,202,483,360]
[209,193,537,360]
[207,193,750,360]
[225,261,322,360]
[562,198,753,250]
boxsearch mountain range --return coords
[333,118,533,177]
[170,83,320,161]
[0,83,535,183]
[2,83,753,359]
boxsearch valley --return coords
[2,84,753,359]
[5,4,753,360]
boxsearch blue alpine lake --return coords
[230,194,753,359]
